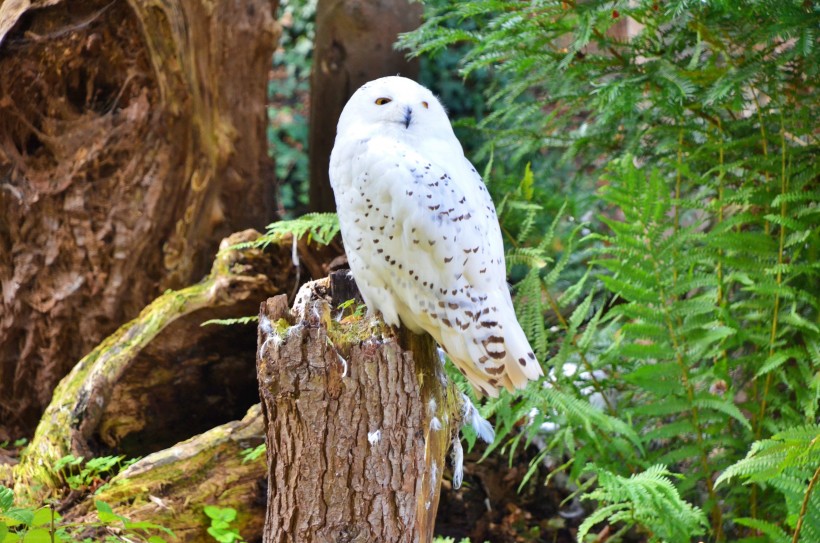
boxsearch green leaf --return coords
[0,487,12,512]
[623,362,682,395]
[21,529,51,543]
[94,501,122,524]
[203,506,236,523]
[3,509,33,528]
[693,397,751,430]
[30,508,55,528]
[206,527,242,543]
[53,455,83,472]
[733,518,790,543]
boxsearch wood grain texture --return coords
[258,278,461,542]
[0,0,279,437]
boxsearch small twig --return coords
[792,462,820,543]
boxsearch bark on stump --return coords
[0,0,280,437]
[258,274,463,543]
[9,228,294,536]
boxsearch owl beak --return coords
[403,106,412,129]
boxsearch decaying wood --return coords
[0,0,280,437]
[307,0,422,212]
[12,230,293,509]
[258,274,463,543]
[66,404,268,543]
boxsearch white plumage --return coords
[329,76,543,396]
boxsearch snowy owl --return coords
[329,76,543,397]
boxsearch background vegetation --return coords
[3,0,817,542]
[398,0,820,541]
[267,0,819,540]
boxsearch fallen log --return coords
[12,228,292,525]
[66,404,268,542]
[257,273,465,543]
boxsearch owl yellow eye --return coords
[375,97,392,105]
[421,101,429,109]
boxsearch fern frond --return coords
[578,464,708,542]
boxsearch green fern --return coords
[716,425,820,543]
[716,425,820,487]
[201,316,259,327]
[577,464,708,543]
[231,212,340,251]
[403,0,819,541]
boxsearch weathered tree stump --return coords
[68,404,268,542]
[10,229,293,525]
[257,273,463,543]
[0,0,280,438]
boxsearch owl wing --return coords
[331,134,543,396]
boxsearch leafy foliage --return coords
[54,455,136,494]
[239,444,266,464]
[577,464,708,542]
[228,212,340,257]
[716,426,820,543]
[269,0,316,213]
[402,0,820,541]
[0,485,173,543]
[253,212,339,249]
[204,506,244,543]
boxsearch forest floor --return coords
[2,428,583,543]
[437,443,580,543]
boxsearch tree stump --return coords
[0,0,280,437]
[257,273,463,543]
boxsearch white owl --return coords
[329,76,543,397]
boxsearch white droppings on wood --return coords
[430,461,438,496]
[291,233,299,267]
[367,430,381,445]
[258,315,282,359]
[338,352,348,377]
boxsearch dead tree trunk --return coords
[258,274,462,543]
[0,0,280,438]
[307,0,422,212]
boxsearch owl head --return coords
[336,76,456,141]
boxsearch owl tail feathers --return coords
[478,313,542,396]
[499,318,544,389]
[441,317,543,398]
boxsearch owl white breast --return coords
[329,76,542,397]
